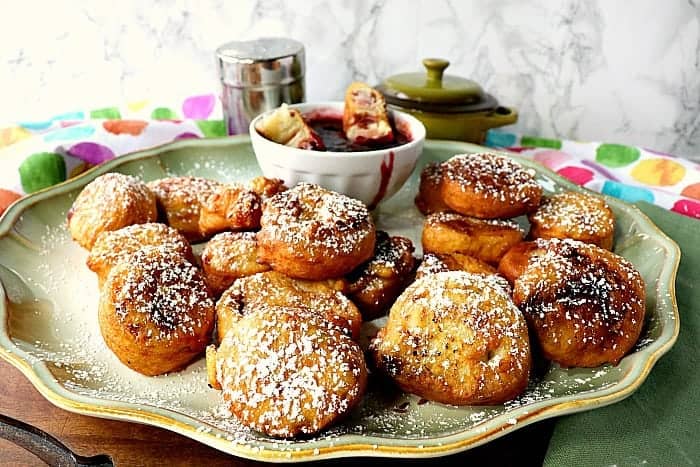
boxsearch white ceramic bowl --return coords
[249,101,425,207]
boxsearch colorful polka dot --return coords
[485,130,517,147]
[580,159,620,182]
[19,152,67,193]
[680,182,700,201]
[182,94,216,120]
[67,142,115,165]
[151,107,177,120]
[595,143,640,168]
[631,158,686,186]
[0,188,22,214]
[127,100,149,112]
[557,166,594,185]
[43,125,96,142]
[671,199,700,218]
[90,107,122,120]
[52,111,85,121]
[19,120,53,131]
[533,150,573,170]
[59,121,81,128]
[174,132,200,140]
[103,120,149,136]
[0,126,31,148]
[601,180,654,204]
[196,120,227,137]
[521,136,562,150]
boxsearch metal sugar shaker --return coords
[216,37,306,135]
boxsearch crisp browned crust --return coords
[371,271,531,405]
[248,176,287,199]
[257,183,376,280]
[414,162,450,215]
[422,211,524,265]
[200,231,271,297]
[528,192,615,250]
[199,177,288,238]
[148,176,223,242]
[346,231,416,320]
[68,173,157,250]
[215,307,367,438]
[342,82,394,145]
[87,223,193,288]
[215,270,361,343]
[440,153,542,219]
[198,185,262,237]
[497,241,543,285]
[98,246,215,376]
[513,238,646,367]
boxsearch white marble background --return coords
[1,0,699,158]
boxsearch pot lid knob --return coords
[381,57,484,104]
[423,58,450,87]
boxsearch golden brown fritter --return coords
[422,211,524,265]
[200,231,271,297]
[215,270,361,343]
[148,176,223,242]
[198,184,262,237]
[68,173,157,250]
[257,183,376,280]
[529,191,615,250]
[415,252,496,279]
[513,238,645,368]
[98,246,215,376]
[198,177,287,238]
[211,306,367,437]
[346,231,416,320]
[87,223,193,288]
[441,153,542,219]
[371,271,531,405]
[414,162,450,215]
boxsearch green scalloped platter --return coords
[0,137,680,462]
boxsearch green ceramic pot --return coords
[376,58,518,143]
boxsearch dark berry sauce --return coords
[305,114,411,152]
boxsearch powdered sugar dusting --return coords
[260,183,374,256]
[516,238,645,350]
[530,192,614,237]
[88,223,192,274]
[443,153,540,204]
[371,271,530,403]
[216,307,366,437]
[219,271,360,338]
[1,152,661,455]
[109,245,214,340]
[148,176,223,223]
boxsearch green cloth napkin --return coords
[544,202,699,466]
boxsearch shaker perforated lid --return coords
[216,37,305,87]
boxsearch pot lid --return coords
[380,58,484,105]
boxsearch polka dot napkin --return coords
[1,94,698,220]
[485,132,700,219]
